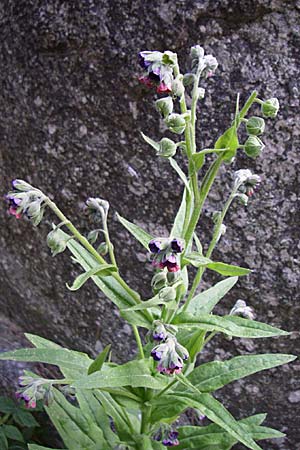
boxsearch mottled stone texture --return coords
[0,0,299,448]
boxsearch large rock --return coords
[0,1,299,448]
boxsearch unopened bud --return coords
[97,242,109,255]
[158,138,177,157]
[202,55,218,78]
[244,136,265,158]
[171,77,184,98]
[261,98,279,118]
[87,229,99,244]
[155,97,173,118]
[47,227,71,257]
[197,87,205,99]
[151,272,168,292]
[159,286,177,303]
[11,179,34,192]
[183,73,196,86]
[165,114,186,135]
[237,193,249,206]
[190,45,205,61]
[230,299,255,320]
[246,117,265,136]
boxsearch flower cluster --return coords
[86,197,109,223]
[16,375,53,409]
[138,50,176,93]
[154,428,180,447]
[6,180,46,226]
[149,237,184,272]
[230,299,255,320]
[151,332,189,375]
[190,45,218,79]
[234,169,261,205]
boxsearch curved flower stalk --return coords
[1,45,295,450]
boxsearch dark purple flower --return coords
[170,238,184,254]
[149,239,163,254]
[151,349,163,361]
[162,430,179,447]
[138,52,151,69]
[148,70,161,82]
[153,331,165,341]
[162,254,180,273]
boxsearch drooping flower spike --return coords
[151,334,189,375]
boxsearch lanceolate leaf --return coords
[73,359,167,390]
[67,264,117,291]
[45,388,109,450]
[171,187,192,238]
[88,344,111,375]
[176,414,284,449]
[141,131,160,152]
[169,157,191,194]
[172,314,289,338]
[116,213,154,250]
[122,294,164,311]
[207,261,251,276]
[160,392,262,450]
[0,348,92,372]
[184,277,238,315]
[182,354,296,393]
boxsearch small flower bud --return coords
[47,227,71,257]
[246,117,265,136]
[11,179,34,192]
[87,229,99,244]
[190,45,205,61]
[183,73,196,86]
[237,193,249,206]
[197,87,205,99]
[159,286,177,303]
[152,321,167,341]
[165,114,186,135]
[155,97,173,118]
[97,242,109,255]
[244,136,265,158]
[230,299,255,320]
[86,197,109,222]
[261,98,279,118]
[158,138,177,157]
[202,55,218,78]
[151,271,168,291]
[171,77,184,98]
[234,169,253,186]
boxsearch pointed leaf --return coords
[183,354,296,392]
[184,277,238,315]
[169,158,191,194]
[3,425,24,442]
[122,295,163,311]
[25,333,62,349]
[67,264,117,291]
[116,213,154,250]
[0,348,92,372]
[88,345,111,375]
[183,252,212,267]
[141,132,160,152]
[73,359,167,390]
[207,262,251,276]
[173,314,290,338]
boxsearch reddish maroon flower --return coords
[157,82,172,94]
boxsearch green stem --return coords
[133,325,144,359]
[102,219,117,266]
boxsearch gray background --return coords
[0,1,299,449]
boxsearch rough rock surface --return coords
[0,1,299,448]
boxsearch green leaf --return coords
[169,158,191,194]
[94,391,133,441]
[165,392,262,450]
[190,153,205,174]
[0,397,16,413]
[184,277,238,315]
[207,262,251,276]
[46,388,109,450]
[13,409,39,427]
[141,132,160,152]
[215,126,239,162]
[0,428,8,450]
[88,344,111,375]
[178,329,206,362]
[3,425,24,442]
[0,348,92,372]
[29,446,64,450]
[76,390,117,447]
[182,252,212,267]
[73,359,167,390]
[176,413,284,450]
[116,213,154,250]
[173,314,290,338]
[25,334,62,349]
[67,264,117,291]
[171,187,191,238]
[122,294,164,311]
[60,231,152,329]
[183,354,296,393]
[193,233,203,254]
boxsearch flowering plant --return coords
[1,46,294,450]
